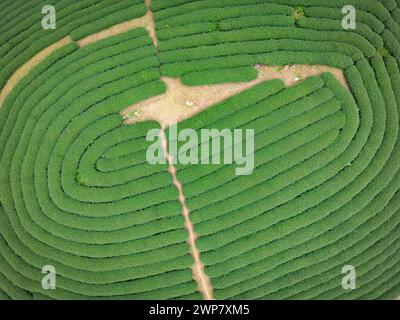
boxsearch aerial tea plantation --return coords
[0,0,399,300]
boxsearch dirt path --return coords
[77,0,157,48]
[122,64,349,128]
[160,129,214,300]
[144,0,158,48]
[0,36,72,108]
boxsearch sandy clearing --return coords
[265,64,349,90]
[77,0,157,48]
[122,64,349,128]
[0,36,72,108]
[160,129,214,300]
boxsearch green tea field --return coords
[0,0,399,300]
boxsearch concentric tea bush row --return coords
[0,0,400,299]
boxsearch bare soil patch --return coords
[122,65,349,128]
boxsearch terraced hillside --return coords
[0,0,399,300]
